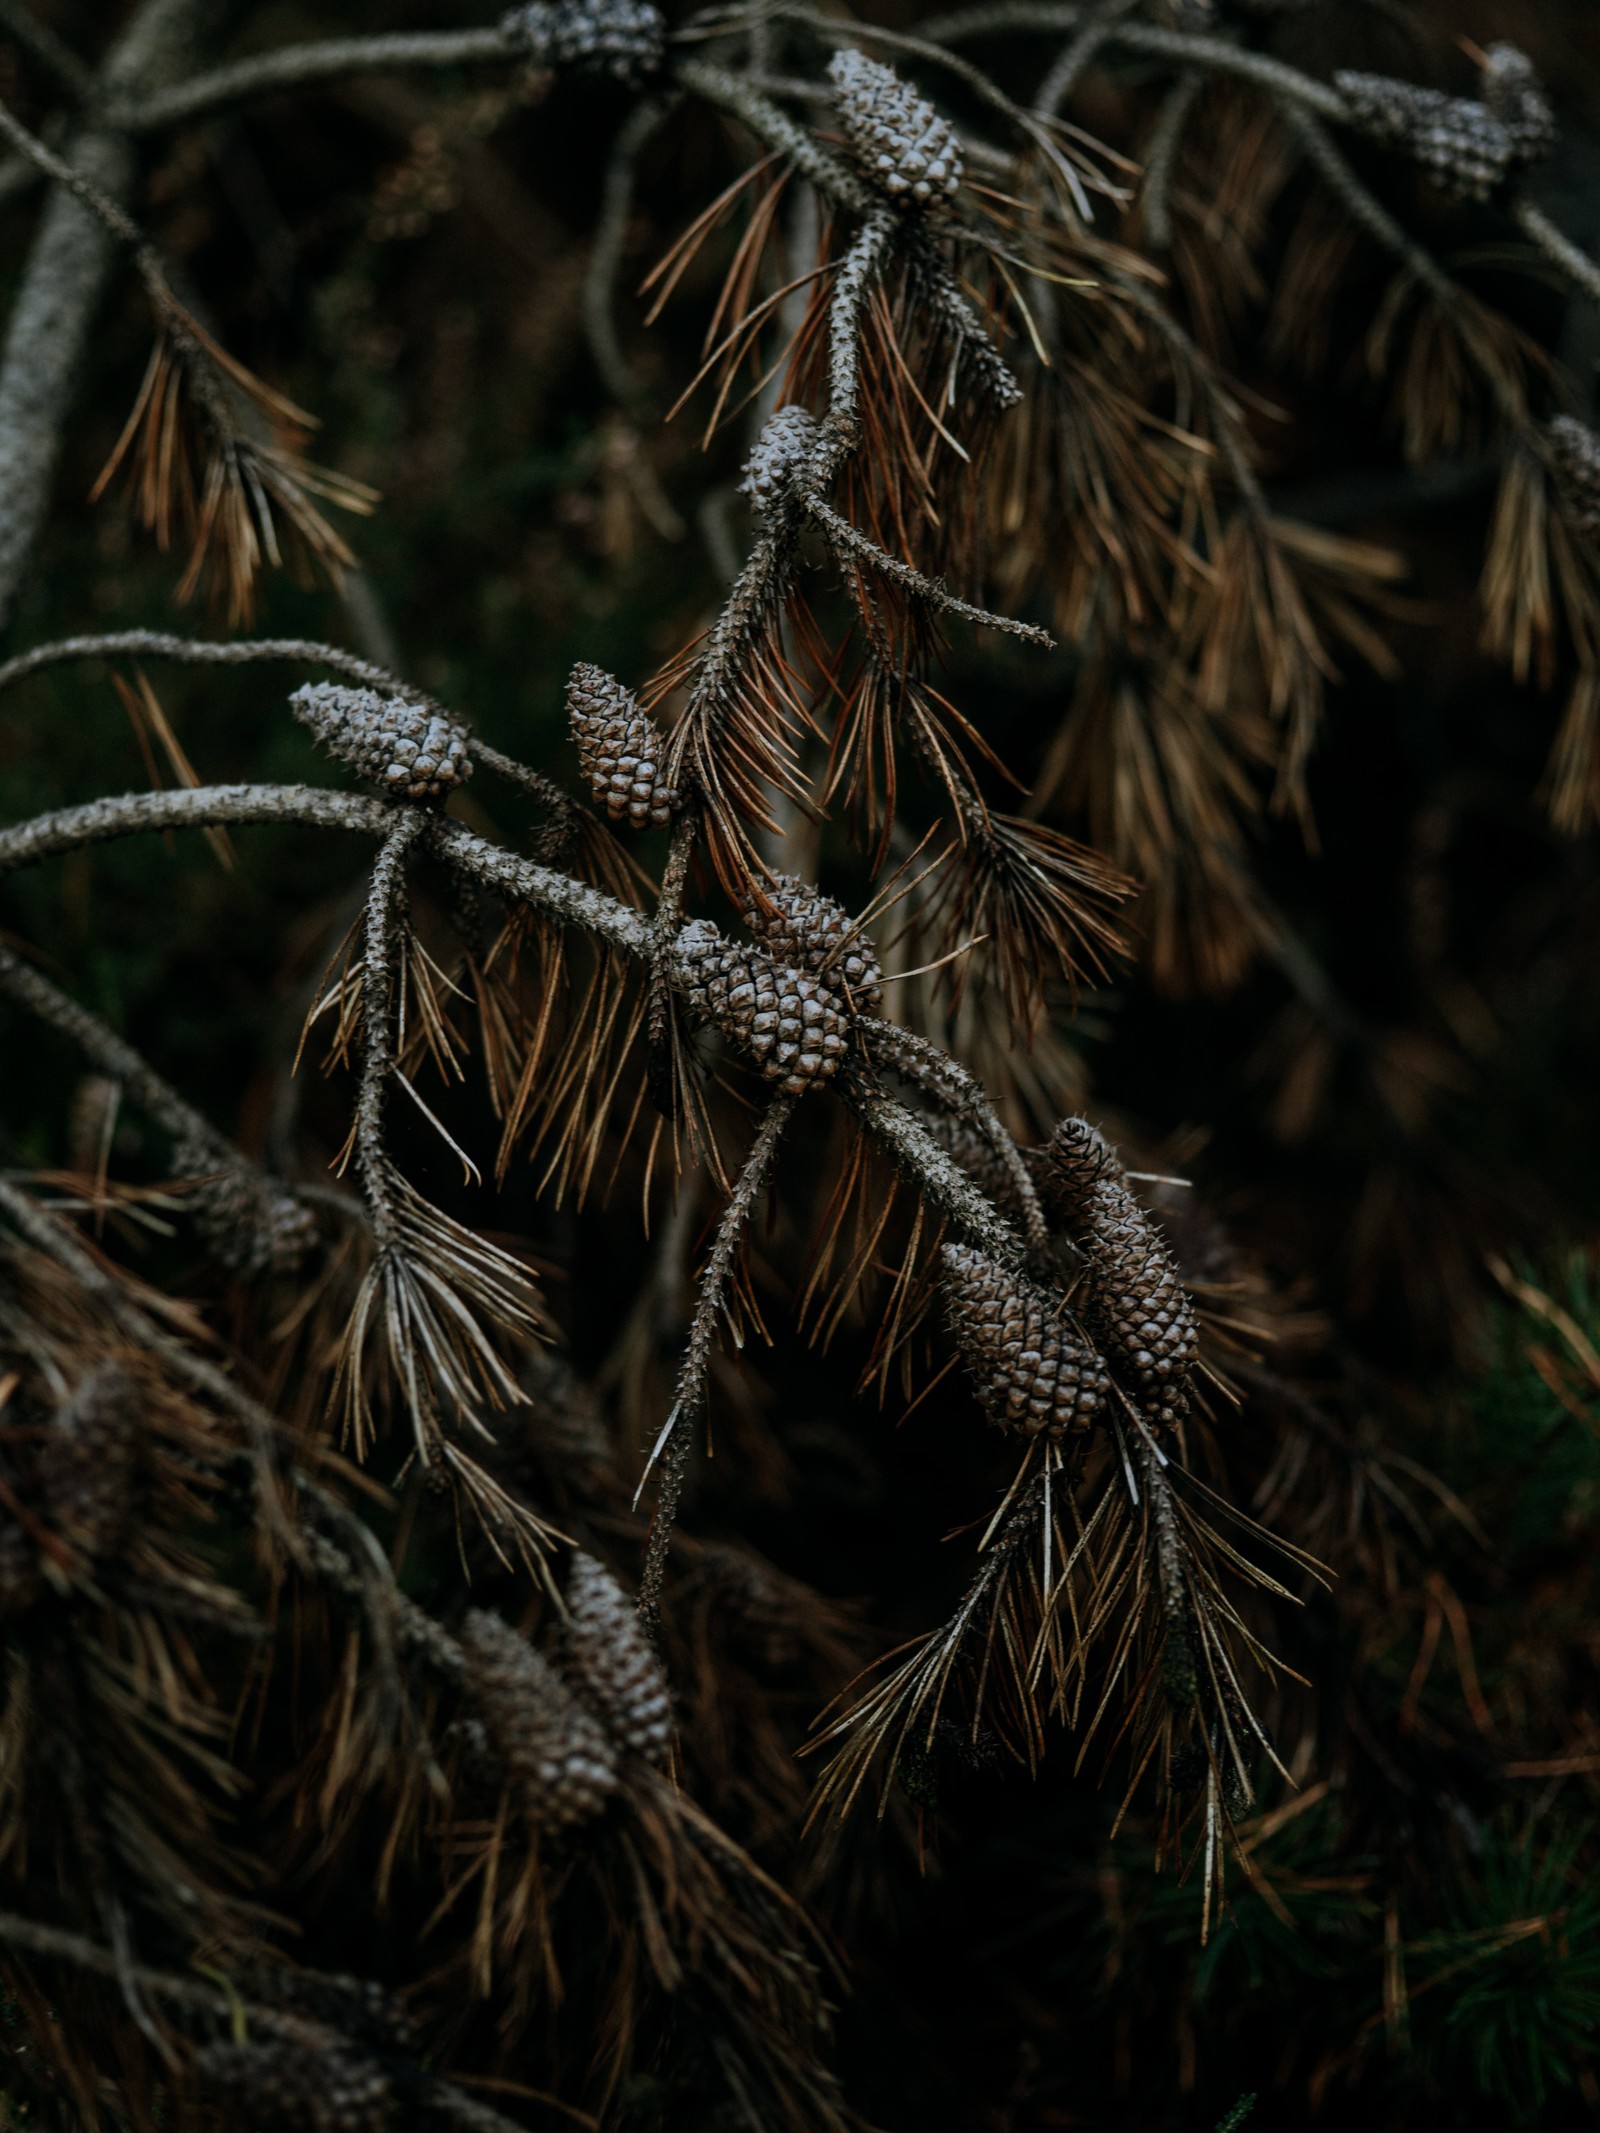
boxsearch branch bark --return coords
[0,0,222,633]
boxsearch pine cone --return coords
[175,1138,317,1278]
[691,1545,803,1670]
[740,406,816,513]
[1333,71,1513,203]
[940,1242,1109,1441]
[566,663,675,829]
[1481,44,1556,168]
[1035,1119,1198,1427]
[502,0,665,84]
[196,2039,394,2133]
[563,1552,672,1763]
[828,50,963,208]
[741,874,882,1014]
[290,683,471,803]
[460,1610,619,1833]
[237,1970,412,2056]
[37,1366,140,1567]
[671,919,851,1095]
[1546,416,1600,538]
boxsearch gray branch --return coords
[0,780,1042,1274]
[0,1,94,100]
[110,28,514,135]
[0,629,407,698]
[1512,196,1600,312]
[0,0,217,633]
[803,488,1053,645]
[0,935,298,1211]
[638,1090,799,1622]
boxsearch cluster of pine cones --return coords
[461,1551,672,1835]
[939,1119,1199,1447]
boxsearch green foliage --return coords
[1460,1253,1600,1559]
[1410,1818,1600,2115]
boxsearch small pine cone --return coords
[37,1366,140,1567]
[741,874,882,1014]
[196,2040,394,2133]
[828,49,963,208]
[692,1545,802,1671]
[1035,1119,1198,1427]
[237,1969,412,2056]
[1333,71,1513,203]
[671,918,851,1095]
[940,1242,1109,1441]
[175,1139,317,1279]
[566,663,675,829]
[460,1609,619,1833]
[290,683,471,804]
[739,406,816,514]
[563,1552,672,1763]
[1546,416,1600,537]
[1481,44,1556,168]
[502,0,664,84]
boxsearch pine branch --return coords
[637,1090,799,1623]
[1511,196,1600,311]
[0,940,319,1273]
[0,0,213,628]
[109,28,518,135]
[0,629,408,696]
[0,0,94,100]
[802,488,1053,644]
[859,1019,1050,1260]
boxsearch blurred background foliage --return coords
[5,0,1600,2126]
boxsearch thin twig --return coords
[1511,196,1600,312]
[1141,68,1202,253]
[0,628,409,697]
[0,0,94,100]
[110,29,516,135]
[586,94,678,407]
[638,1091,799,1624]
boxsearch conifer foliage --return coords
[0,2,1596,2127]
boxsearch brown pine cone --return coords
[460,1610,619,1833]
[196,2039,394,2133]
[689,1545,804,1671]
[291,683,471,803]
[1333,71,1513,203]
[564,1552,672,1763]
[828,49,962,208]
[940,1242,1109,1441]
[235,1970,412,2056]
[671,919,851,1095]
[566,662,675,829]
[1035,1119,1198,1427]
[174,1138,317,1278]
[742,874,882,1014]
[37,1366,140,1568]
